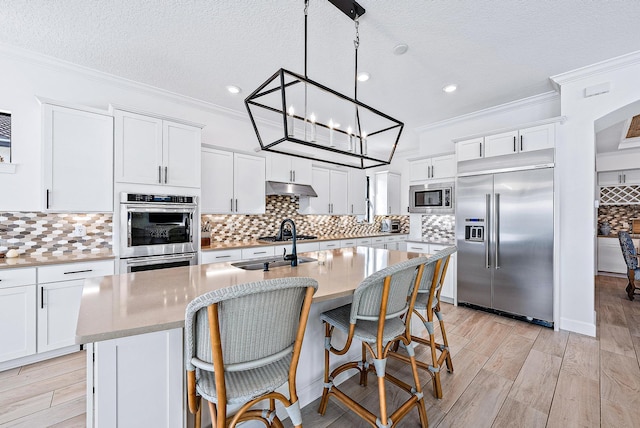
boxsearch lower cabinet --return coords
[597,237,636,274]
[0,267,37,363]
[0,260,114,368]
[406,241,457,304]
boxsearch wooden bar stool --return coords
[390,246,457,399]
[318,257,430,427]
[184,277,318,428]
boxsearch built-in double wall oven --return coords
[119,193,198,273]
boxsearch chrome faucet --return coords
[279,218,298,267]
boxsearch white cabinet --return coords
[319,240,341,251]
[200,249,243,264]
[409,155,455,182]
[597,237,635,274]
[406,242,457,303]
[341,238,358,248]
[266,153,312,185]
[375,171,402,215]
[348,169,367,215]
[241,246,275,260]
[0,268,37,363]
[42,104,113,212]
[115,110,201,188]
[457,137,484,162]
[37,260,114,353]
[299,167,348,215]
[598,169,640,186]
[201,148,266,214]
[457,124,555,162]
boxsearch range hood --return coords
[265,181,318,197]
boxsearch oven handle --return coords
[124,253,197,266]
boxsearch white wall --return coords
[551,51,640,336]
[0,45,259,211]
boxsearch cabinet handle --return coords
[290,170,293,182]
[388,206,391,214]
[158,166,162,183]
[619,174,622,184]
[164,167,168,184]
[230,199,234,212]
[431,165,435,178]
[63,269,93,275]
[513,136,516,152]
[41,287,45,309]
[235,199,238,212]
[520,135,523,151]
[46,189,50,209]
[293,170,296,182]
[215,255,231,259]
[480,142,483,157]
[623,173,626,183]
[351,204,354,214]
[255,251,267,254]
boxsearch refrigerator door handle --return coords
[486,193,491,269]
[495,193,500,269]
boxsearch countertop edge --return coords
[201,233,410,251]
[0,252,116,270]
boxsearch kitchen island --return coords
[77,247,426,428]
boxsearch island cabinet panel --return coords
[93,328,184,428]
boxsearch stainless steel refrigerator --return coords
[456,167,553,324]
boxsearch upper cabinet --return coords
[42,103,113,212]
[598,169,640,186]
[266,153,312,185]
[409,154,455,182]
[348,169,367,215]
[375,171,402,215]
[299,167,348,215]
[201,148,265,214]
[114,110,201,188]
[457,123,555,162]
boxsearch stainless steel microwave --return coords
[409,182,454,214]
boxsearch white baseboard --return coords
[0,345,80,372]
[559,317,596,337]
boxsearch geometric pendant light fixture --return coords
[245,0,404,169]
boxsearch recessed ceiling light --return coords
[226,85,242,94]
[393,43,409,55]
[357,72,370,82]
[443,84,458,93]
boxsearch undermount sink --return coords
[231,256,317,271]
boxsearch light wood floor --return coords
[1,275,639,427]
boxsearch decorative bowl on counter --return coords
[599,222,611,236]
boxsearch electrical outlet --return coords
[73,224,87,237]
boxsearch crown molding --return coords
[414,91,559,133]
[550,50,640,88]
[0,43,248,121]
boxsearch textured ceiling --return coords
[2,0,640,136]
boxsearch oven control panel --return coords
[124,193,194,203]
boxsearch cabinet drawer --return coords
[38,260,114,284]
[341,239,357,248]
[319,240,341,251]
[371,237,386,245]
[201,249,242,264]
[396,235,408,241]
[406,242,430,253]
[0,267,36,288]
[241,247,275,260]
[356,238,372,246]
[384,236,399,243]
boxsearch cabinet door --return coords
[348,169,367,215]
[201,148,234,214]
[409,159,430,182]
[387,173,402,215]
[163,121,201,188]
[37,279,84,353]
[233,153,266,214]
[430,243,456,302]
[431,155,455,179]
[457,137,484,161]
[305,168,331,214]
[519,123,555,153]
[291,158,313,185]
[621,169,640,185]
[0,285,36,363]
[114,110,164,185]
[330,170,349,214]
[597,238,627,274]
[598,171,623,186]
[484,131,519,158]
[43,104,113,212]
[266,153,293,183]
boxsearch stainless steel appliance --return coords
[456,168,554,325]
[409,182,454,214]
[119,193,198,273]
[381,219,401,233]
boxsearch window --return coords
[0,111,11,163]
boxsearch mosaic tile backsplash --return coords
[421,214,455,242]
[0,212,112,255]
[597,205,640,234]
[202,195,409,243]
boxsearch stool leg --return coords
[408,347,429,427]
[360,343,368,386]
[318,322,331,415]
